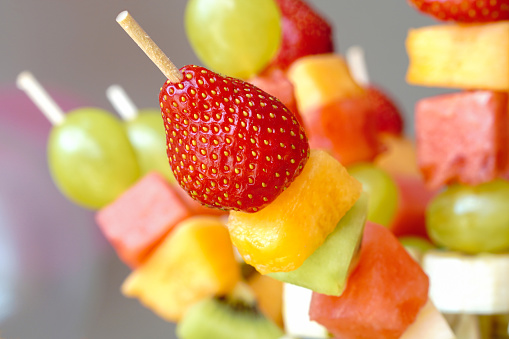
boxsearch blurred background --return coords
[0,1,445,338]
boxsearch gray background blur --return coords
[0,1,445,339]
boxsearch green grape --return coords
[185,0,281,79]
[124,109,174,183]
[399,236,435,253]
[48,108,140,209]
[348,163,399,227]
[427,179,509,254]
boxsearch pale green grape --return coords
[124,109,174,182]
[185,0,281,79]
[348,163,399,227]
[48,108,140,209]
[426,179,509,254]
[399,236,435,253]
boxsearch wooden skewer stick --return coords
[116,11,183,83]
[346,45,370,86]
[106,84,138,121]
[16,71,66,125]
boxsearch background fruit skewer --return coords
[16,71,140,209]
[107,84,139,121]
[17,71,66,125]
[405,1,509,336]
[107,84,176,182]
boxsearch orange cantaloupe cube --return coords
[228,149,362,274]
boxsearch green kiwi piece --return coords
[268,193,368,296]
[176,286,283,339]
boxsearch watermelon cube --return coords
[305,96,382,166]
[389,174,437,238]
[309,222,429,339]
[96,172,192,268]
[416,90,509,189]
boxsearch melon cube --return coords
[406,22,509,90]
[269,193,367,296]
[227,149,362,274]
[288,54,365,115]
[95,172,192,268]
[416,90,509,189]
[310,222,429,339]
[121,216,241,322]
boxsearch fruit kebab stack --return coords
[16,0,465,338]
[405,0,509,336]
[103,1,459,337]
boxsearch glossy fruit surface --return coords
[160,65,309,213]
[407,0,509,23]
[348,163,398,227]
[48,108,139,209]
[125,109,174,182]
[228,149,362,274]
[248,67,303,125]
[185,0,281,79]
[269,193,367,296]
[310,222,429,339]
[426,179,509,253]
[269,0,334,70]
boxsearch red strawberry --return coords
[269,0,334,70]
[366,85,404,136]
[408,0,509,23]
[248,67,304,126]
[160,65,310,213]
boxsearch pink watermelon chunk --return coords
[416,90,509,189]
[96,172,192,268]
[309,222,429,339]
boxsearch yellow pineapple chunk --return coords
[122,216,240,322]
[288,54,365,115]
[228,149,362,274]
[407,22,509,90]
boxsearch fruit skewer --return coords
[405,1,509,337]
[114,7,455,339]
